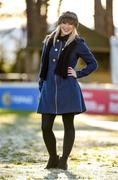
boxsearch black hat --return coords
[58,11,79,28]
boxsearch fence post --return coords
[110,36,118,84]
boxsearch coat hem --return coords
[37,109,86,115]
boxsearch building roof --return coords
[78,23,110,53]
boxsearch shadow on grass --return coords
[43,169,78,180]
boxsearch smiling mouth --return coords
[63,29,70,32]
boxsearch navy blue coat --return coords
[37,37,98,115]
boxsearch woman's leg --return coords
[41,113,59,168]
[41,113,56,157]
[58,113,75,169]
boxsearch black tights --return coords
[41,113,75,161]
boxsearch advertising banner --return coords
[0,83,118,115]
[0,83,39,111]
[82,88,118,115]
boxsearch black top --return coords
[58,34,69,41]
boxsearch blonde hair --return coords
[44,25,79,47]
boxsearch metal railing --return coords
[0,73,35,81]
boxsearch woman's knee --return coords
[62,113,75,130]
[41,121,52,132]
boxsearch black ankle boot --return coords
[45,155,59,169]
[57,157,68,170]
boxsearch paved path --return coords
[0,112,118,179]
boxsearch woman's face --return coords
[60,22,75,36]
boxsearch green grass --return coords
[0,109,32,115]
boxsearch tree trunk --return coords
[105,0,114,37]
[94,0,114,37]
[25,0,48,78]
[57,0,63,16]
[26,0,48,47]
[94,0,106,36]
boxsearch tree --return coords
[94,0,114,37]
[57,0,63,16]
[25,0,49,78]
[105,0,114,37]
[26,0,48,48]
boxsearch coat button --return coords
[62,48,64,51]
[57,39,59,42]
[53,59,56,62]
[55,48,58,51]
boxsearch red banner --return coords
[82,88,118,115]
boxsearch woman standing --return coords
[37,11,98,170]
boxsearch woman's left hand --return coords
[67,67,77,78]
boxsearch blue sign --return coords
[0,83,40,111]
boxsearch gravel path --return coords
[0,111,118,180]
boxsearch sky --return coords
[0,0,118,30]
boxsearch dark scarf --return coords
[40,35,77,80]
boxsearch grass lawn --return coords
[0,110,118,179]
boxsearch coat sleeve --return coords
[76,38,98,79]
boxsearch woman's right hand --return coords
[67,67,77,79]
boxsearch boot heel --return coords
[45,155,59,169]
[57,157,68,170]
